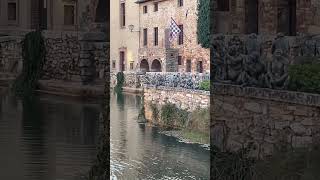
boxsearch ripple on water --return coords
[110,93,210,180]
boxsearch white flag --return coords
[169,18,181,42]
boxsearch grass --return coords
[181,129,209,144]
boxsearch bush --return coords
[288,63,320,94]
[160,103,188,128]
[13,30,46,97]
[150,103,159,122]
[199,80,210,91]
[114,72,125,92]
[189,108,209,133]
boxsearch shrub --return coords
[150,103,159,122]
[13,30,46,97]
[114,72,124,92]
[199,80,210,91]
[189,107,209,133]
[288,63,320,94]
[160,103,188,128]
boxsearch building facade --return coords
[0,0,108,32]
[136,0,210,73]
[110,0,140,73]
[213,0,320,35]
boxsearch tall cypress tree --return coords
[197,0,211,48]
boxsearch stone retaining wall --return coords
[0,36,23,75]
[144,86,209,121]
[0,31,109,82]
[211,83,320,157]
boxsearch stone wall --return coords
[142,72,210,90]
[0,31,109,82]
[110,72,210,90]
[144,86,209,121]
[145,86,209,110]
[0,36,23,75]
[42,31,108,82]
[211,83,320,158]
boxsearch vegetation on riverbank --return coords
[12,30,46,97]
[149,102,210,144]
[199,80,210,91]
[114,72,124,93]
[211,144,320,180]
[181,130,209,144]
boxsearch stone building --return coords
[213,0,320,35]
[136,0,210,73]
[0,0,108,32]
[110,0,140,73]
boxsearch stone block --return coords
[290,123,308,135]
[292,136,312,148]
[275,121,290,130]
[244,102,262,113]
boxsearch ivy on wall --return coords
[197,0,212,48]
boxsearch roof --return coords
[135,0,152,4]
[135,0,167,4]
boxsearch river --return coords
[0,90,103,180]
[110,92,210,180]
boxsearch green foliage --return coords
[252,147,320,180]
[150,103,159,122]
[114,72,125,93]
[288,63,320,94]
[199,80,210,91]
[12,30,46,97]
[182,130,209,144]
[189,107,209,133]
[211,145,256,180]
[160,103,188,128]
[211,144,320,180]
[197,0,211,48]
[138,95,147,123]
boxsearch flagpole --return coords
[170,17,192,44]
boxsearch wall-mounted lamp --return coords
[128,25,140,32]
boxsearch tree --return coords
[197,0,212,48]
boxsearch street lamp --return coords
[128,24,140,32]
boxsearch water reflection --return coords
[0,92,102,180]
[110,92,210,180]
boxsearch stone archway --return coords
[140,59,149,72]
[151,59,162,72]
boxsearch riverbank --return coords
[159,130,210,149]
[144,100,210,148]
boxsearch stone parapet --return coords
[212,83,320,158]
[213,83,320,107]
[144,86,209,112]
[142,72,210,90]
